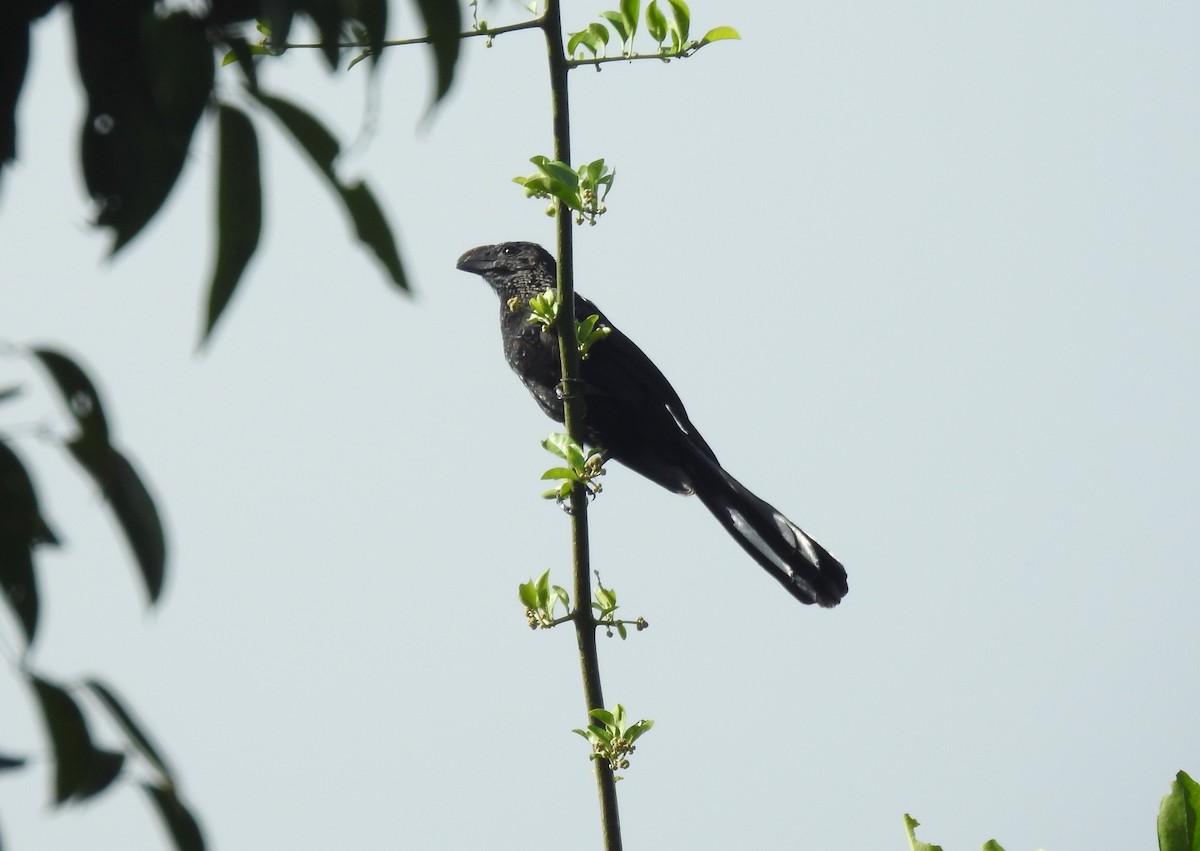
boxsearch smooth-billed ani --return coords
[456,241,848,607]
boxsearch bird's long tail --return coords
[689,457,848,607]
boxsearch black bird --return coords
[456,241,848,607]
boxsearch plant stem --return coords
[282,18,543,51]
[542,2,622,849]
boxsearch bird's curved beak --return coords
[455,245,498,274]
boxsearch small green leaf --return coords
[540,467,578,481]
[980,842,1006,851]
[567,29,598,57]
[587,22,610,46]
[645,1,667,45]
[536,158,580,191]
[518,581,539,610]
[625,719,654,743]
[902,815,943,851]
[589,708,616,726]
[599,11,629,45]
[666,0,689,42]
[585,159,607,182]
[534,569,551,603]
[541,433,572,461]
[619,0,640,41]
[1158,770,1200,851]
[698,25,740,45]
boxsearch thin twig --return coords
[566,44,714,69]
[280,18,543,52]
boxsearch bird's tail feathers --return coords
[690,459,848,607]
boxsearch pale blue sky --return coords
[2,2,1198,849]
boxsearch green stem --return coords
[566,45,711,68]
[542,2,622,850]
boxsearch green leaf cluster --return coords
[590,572,647,639]
[540,432,606,502]
[517,568,645,638]
[572,704,654,775]
[518,569,572,629]
[904,771,1200,851]
[575,314,613,358]
[567,0,738,62]
[513,156,614,225]
[526,288,562,330]
[525,289,612,359]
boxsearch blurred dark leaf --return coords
[85,678,174,781]
[66,442,166,604]
[0,441,58,646]
[75,746,126,802]
[0,752,28,771]
[298,0,342,69]
[337,181,407,290]
[31,348,166,602]
[0,0,59,165]
[356,0,388,64]
[0,540,38,647]
[261,0,298,50]
[251,90,408,288]
[32,347,110,443]
[204,103,263,344]
[29,675,95,805]
[219,34,260,90]
[204,0,263,26]
[0,8,29,166]
[74,4,215,252]
[143,782,206,851]
[413,0,461,102]
[250,90,339,179]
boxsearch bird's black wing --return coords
[575,294,719,471]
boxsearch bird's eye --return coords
[502,245,516,256]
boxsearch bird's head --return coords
[456,242,556,299]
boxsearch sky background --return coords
[2,1,1198,849]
